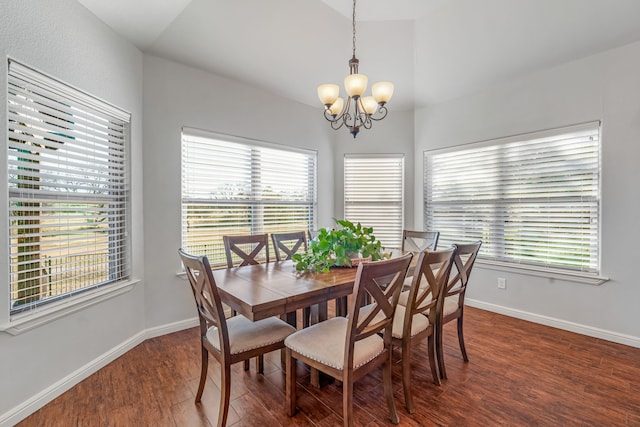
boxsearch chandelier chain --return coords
[352,0,357,58]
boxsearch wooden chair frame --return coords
[271,231,321,328]
[436,241,482,379]
[178,249,291,427]
[286,254,413,426]
[401,230,440,252]
[223,234,270,268]
[222,233,271,370]
[392,248,456,413]
[271,231,307,261]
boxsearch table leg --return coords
[309,302,329,388]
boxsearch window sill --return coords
[476,259,609,286]
[0,279,140,336]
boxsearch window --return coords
[8,60,131,315]
[181,129,317,267]
[424,122,600,274]
[344,154,404,248]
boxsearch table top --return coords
[212,260,359,321]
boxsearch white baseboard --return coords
[0,317,198,427]
[466,299,640,349]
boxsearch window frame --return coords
[423,122,608,285]
[5,59,134,325]
[180,128,318,267]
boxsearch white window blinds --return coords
[344,155,404,248]
[424,122,600,273]
[8,60,131,314]
[181,129,317,267]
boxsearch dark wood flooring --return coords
[17,307,640,426]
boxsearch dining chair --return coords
[271,231,307,261]
[223,233,270,268]
[222,233,270,370]
[285,253,413,427]
[401,230,440,252]
[271,231,319,327]
[400,230,440,288]
[389,248,456,413]
[436,240,482,379]
[178,249,296,427]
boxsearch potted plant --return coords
[292,219,384,272]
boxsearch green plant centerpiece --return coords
[292,219,384,273]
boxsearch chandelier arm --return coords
[331,119,345,130]
[368,105,389,121]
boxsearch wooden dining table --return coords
[211,259,359,325]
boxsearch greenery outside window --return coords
[424,122,601,275]
[7,60,131,315]
[181,129,317,267]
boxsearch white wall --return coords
[0,0,144,423]
[414,40,640,345]
[142,55,334,329]
[332,110,416,233]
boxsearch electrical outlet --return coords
[497,277,507,289]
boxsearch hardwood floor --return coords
[18,307,640,426]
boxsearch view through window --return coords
[424,122,600,273]
[181,129,317,267]
[8,60,131,314]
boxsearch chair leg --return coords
[218,363,231,427]
[457,315,469,362]
[401,341,414,414]
[195,345,208,402]
[436,320,447,379]
[428,334,441,386]
[243,359,250,371]
[383,348,399,424]
[257,355,264,374]
[286,348,297,417]
[342,372,355,427]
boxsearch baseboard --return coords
[0,317,198,427]
[466,299,640,349]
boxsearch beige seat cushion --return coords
[398,289,433,310]
[206,315,296,355]
[358,304,430,339]
[284,317,384,370]
[391,305,430,339]
[442,296,459,317]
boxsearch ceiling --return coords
[78,0,640,111]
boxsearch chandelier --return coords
[317,0,394,138]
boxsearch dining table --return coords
[211,259,359,325]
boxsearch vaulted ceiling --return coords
[78,0,640,111]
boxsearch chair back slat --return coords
[178,249,230,356]
[345,254,413,365]
[402,230,440,252]
[223,234,270,268]
[446,241,482,296]
[271,231,307,261]
[407,248,456,324]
